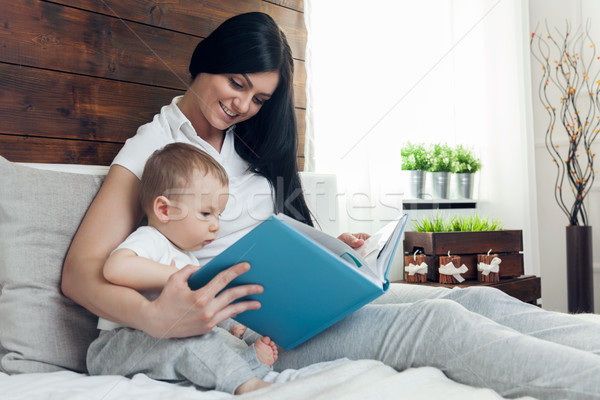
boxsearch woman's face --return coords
[189,71,280,131]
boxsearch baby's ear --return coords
[153,196,171,223]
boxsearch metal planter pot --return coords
[403,170,426,199]
[429,171,450,199]
[455,173,475,199]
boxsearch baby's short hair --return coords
[139,143,228,215]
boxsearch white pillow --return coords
[0,157,106,373]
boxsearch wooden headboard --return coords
[0,0,306,168]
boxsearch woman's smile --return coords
[219,102,238,118]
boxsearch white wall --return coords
[305,0,541,285]
[529,0,600,312]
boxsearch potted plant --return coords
[404,213,523,282]
[453,145,481,199]
[401,142,431,199]
[427,144,455,199]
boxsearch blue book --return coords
[188,213,408,350]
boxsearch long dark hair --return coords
[189,12,312,226]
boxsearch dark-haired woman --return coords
[64,12,314,394]
[64,11,316,340]
[63,12,600,399]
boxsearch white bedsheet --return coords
[6,164,594,399]
[1,358,534,400]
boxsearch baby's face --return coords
[166,172,229,252]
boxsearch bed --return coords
[0,159,543,400]
[0,2,596,399]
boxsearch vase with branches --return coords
[531,21,598,313]
[531,21,600,226]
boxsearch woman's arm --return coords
[62,165,146,323]
[103,249,179,291]
[62,165,264,338]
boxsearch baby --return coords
[86,142,276,394]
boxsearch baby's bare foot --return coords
[254,336,278,367]
[234,377,273,394]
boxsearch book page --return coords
[275,214,383,286]
[355,220,398,276]
[275,214,409,286]
[374,214,409,278]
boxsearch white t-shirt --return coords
[97,226,200,330]
[113,226,199,269]
[112,96,275,265]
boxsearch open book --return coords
[188,213,408,350]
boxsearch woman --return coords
[63,12,322,338]
[63,12,600,399]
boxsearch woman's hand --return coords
[337,232,371,248]
[144,262,263,339]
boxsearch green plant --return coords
[411,213,447,232]
[428,144,455,172]
[401,142,431,170]
[454,145,482,173]
[412,213,503,232]
[449,214,503,231]
[402,143,481,173]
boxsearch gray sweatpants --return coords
[87,326,270,393]
[275,284,600,400]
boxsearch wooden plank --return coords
[1,63,305,150]
[0,133,306,169]
[264,0,304,13]
[294,60,306,109]
[296,108,305,168]
[0,63,305,163]
[0,134,122,165]
[49,0,306,60]
[0,130,305,167]
[0,63,181,142]
[404,230,523,256]
[297,156,304,171]
[0,0,195,89]
[491,276,541,304]
[296,108,305,152]
[0,1,306,107]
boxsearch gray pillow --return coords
[0,156,104,373]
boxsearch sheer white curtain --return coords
[305,0,540,276]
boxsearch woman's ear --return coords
[153,196,171,224]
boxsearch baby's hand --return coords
[230,323,247,339]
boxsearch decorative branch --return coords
[531,21,600,226]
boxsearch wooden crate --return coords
[403,230,523,282]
